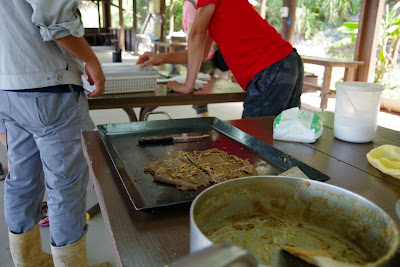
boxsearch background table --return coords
[152,41,187,53]
[88,77,246,121]
[81,113,400,266]
[301,56,364,110]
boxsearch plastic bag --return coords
[273,107,323,143]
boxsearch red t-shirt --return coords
[197,0,293,89]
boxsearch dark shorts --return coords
[242,48,304,118]
[192,104,208,114]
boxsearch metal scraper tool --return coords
[138,134,210,145]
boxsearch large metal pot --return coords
[190,176,399,266]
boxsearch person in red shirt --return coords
[137,0,304,118]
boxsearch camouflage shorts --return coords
[242,48,304,118]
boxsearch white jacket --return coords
[0,0,84,90]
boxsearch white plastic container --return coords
[82,63,159,94]
[334,82,384,143]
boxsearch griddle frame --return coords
[97,117,330,210]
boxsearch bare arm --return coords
[183,4,215,93]
[55,35,105,97]
[165,4,215,94]
[136,49,189,67]
[187,22,213,62]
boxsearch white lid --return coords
[335,82,384,92]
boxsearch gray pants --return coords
[0,88,94,247]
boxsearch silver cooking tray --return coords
[97,117,330,210]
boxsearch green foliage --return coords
[97,0,363,39]
[166,0,185,35]
[107,0,149,30]
[170,0,357,36]
[333,2,400,87]
[320,0,351,25]
[245,0,360,38]
[293,0,361,38]
[375,2,400,86]
[295,5,324,39]
[333,22,358,47]
[265,0,284,30]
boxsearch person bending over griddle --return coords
[137,0,304,118]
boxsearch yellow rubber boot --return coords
[9,224,54,267]
[51,235,112,267]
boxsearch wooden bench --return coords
[301,55,364,110]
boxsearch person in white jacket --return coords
[0,1,110,266]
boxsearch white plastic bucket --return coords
[334,82,384,143]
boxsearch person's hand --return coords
[136,52,164,67]
[53,36,105,97]
[85,61,105,97]
[167,81,193,94]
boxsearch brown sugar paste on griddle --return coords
[189,148,258,183]
[144,148,258,191]
[144,151,209,191]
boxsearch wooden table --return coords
[88,77,246,121]
[81,113,400,266]
[301,56,364,110]
[152,41,187,53]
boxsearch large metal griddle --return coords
[97,117,330,210]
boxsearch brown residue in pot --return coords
[233,224,255,231]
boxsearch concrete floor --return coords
[1,48,399,266]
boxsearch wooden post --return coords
[132,0,137,53]
[280,0,296,45]
[353,0,384,82]
[169,0,174,35]
[97,0,101,33]
[118,0,125,51]
[102,0,111,29]
[160,0,166,41]
[133,0,137,32]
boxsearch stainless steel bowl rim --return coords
[189,175,400,266]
